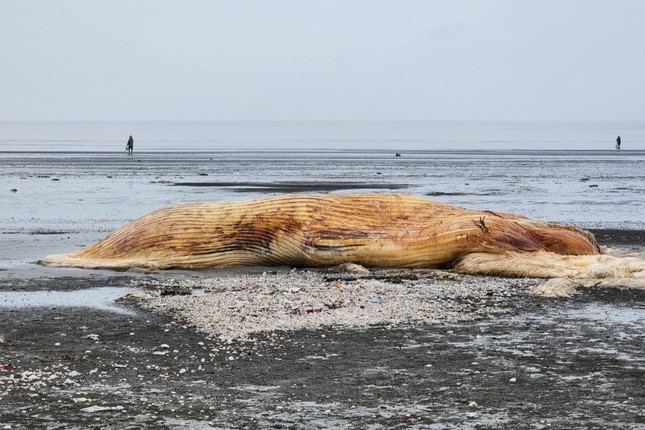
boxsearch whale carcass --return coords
[39,194,645,283]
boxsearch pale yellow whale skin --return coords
[39,193,603,274]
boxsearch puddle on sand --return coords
[0,287,139,315]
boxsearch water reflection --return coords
[0,287,138,315]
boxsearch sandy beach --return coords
[1,150,644,429]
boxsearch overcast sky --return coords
[1,1,643,122]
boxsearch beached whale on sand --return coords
[39,194,645,287]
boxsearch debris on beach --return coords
[135,269,537,340]
[532,276,645,298]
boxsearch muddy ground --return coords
[0,230,644,429]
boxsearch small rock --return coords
[116,291,158,302]
[331,263,370,274]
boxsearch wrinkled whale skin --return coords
[39,193,600,272]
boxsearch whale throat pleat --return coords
[39,193,601,271]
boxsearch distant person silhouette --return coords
[126,135,134,155]
[615,136,621,150]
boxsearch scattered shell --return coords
[72,397,90,403]
[81,405,124,413]
[137,269,539,340]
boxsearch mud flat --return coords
[1,150,644,428]
[1,259,644,428]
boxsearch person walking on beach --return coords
[126,135,134,155]
[616,135,621,150]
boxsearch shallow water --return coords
[2,149,644,229]
[2,120,644,151]
[0,287,137,315]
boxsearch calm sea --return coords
[1,121,644,152]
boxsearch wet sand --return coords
[1,279,644,428]
[1,152,644,428]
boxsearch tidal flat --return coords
[1,150,644,428]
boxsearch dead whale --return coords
[38,194,645,293]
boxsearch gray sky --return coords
[1,1,643,121]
